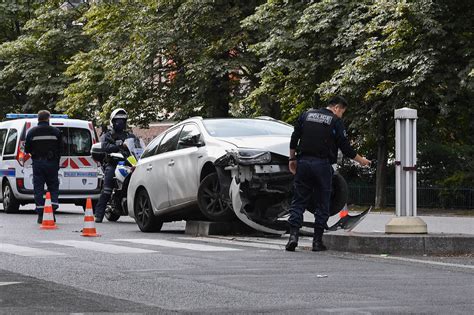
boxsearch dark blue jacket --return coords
[25,121,62,161]
[290,108,356,164]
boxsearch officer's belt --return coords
[299,152,328,159]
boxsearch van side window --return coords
[4,129,18,155]
[0,129,7,155]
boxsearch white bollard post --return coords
[385,108,427,234]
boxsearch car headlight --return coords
[236,149,272,165]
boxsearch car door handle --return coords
[146,165,153,171]
[168,160,175,166]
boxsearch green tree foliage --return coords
[245,0,473,205]
[0,1,39,118]
[59,0,260,125]
[0,0,90,116]
[0,0,472,200]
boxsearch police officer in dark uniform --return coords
[286,96,370,252]
[94,108,136,223]
[25,110,63,223]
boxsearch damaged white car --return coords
[127,117,354,233]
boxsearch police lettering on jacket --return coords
[290,108,356,164]
[25,121,62,161]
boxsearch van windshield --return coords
[58,127,92,156]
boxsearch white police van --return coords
[0,114,101,213]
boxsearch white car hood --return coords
[215,136,290,157]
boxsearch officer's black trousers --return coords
[288,157,333,229]
[32,159,59,214]
[94,165,116,219]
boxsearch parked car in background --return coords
[127,117,348,233]
[0,114,101,213]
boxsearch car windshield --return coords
[203,119,292,137]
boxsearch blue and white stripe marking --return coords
[0,169,15,177]
[63,172,98,178]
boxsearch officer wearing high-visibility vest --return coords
[94,108,136,223]
[286,96,371,252]
[24,110,63,223]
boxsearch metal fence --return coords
[348,185,474,209]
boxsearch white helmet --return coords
[109,108,128,125]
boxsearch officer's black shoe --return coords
[95,216,103,223]
[285,227,299,252]
[37,214,43,224]
[312,226,327,252]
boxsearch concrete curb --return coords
[186,221,474,255]
[323,233,474,255]
[185,221,256,236]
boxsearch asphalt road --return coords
[1,205,473,314]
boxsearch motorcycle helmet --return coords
[110,108,128,132]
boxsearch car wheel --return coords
[134,188,163,232]
[198,173,234,221]
[2,181,20,213]
[330,172,349,216]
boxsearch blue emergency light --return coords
[6,113,69,119]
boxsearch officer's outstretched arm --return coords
[354,154,371,166]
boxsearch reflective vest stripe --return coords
[32,136,58,141]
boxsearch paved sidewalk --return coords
[188,212,474,255]
[296,211,474,255]
[322,212,474,235]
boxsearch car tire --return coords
[134,188,163,232]
[2,181,20,213]
[330,172,349,216]
[197,173,234,221]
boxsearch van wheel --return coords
[2,182,20,213]
[134,189,163,232]
[198,173,234,221]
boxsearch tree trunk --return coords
[206,76,230,117]
[375,115,389,209]
[259,94,281,120]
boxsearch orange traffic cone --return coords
[81,198,100,237]
[339,204,349,218]
[40,192,57,230]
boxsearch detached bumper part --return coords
[229,177,286,235]
[327,207,372,231]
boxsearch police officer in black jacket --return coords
[286,96,370,252]
[94,108,136,223]
[25,110,63,223]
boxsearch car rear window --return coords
[58,127,92,156]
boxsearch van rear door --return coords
[65,127,98,191]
